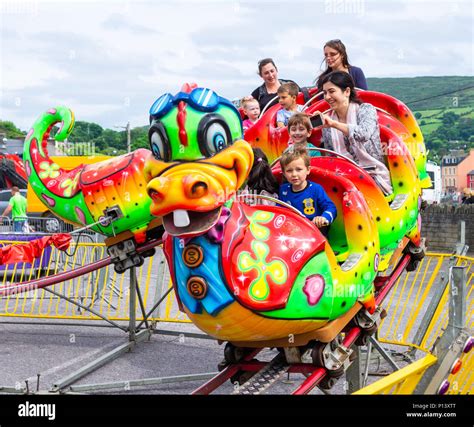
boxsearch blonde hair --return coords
[240,96,259,109]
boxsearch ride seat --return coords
[379,126,417,211]
[307,169,351,263]
[272,161,351,263]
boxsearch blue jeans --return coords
[13,220,26,232]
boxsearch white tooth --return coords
[173,209,190,228]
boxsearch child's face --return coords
[244,101,260,121]
[283,157,310,190]
[278,91,296,110]
[289,123,311,144]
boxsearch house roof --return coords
[0,138,24,156]
[441,155,467,166]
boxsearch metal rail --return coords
[0,238,162,297]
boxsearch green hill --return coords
[367,76,474,111]
[366,76,474,162]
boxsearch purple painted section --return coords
[463,337,473,353]
[42,194,56,207]
[75,207,86,225]
[0,233,52,272]
[437,380,450,395]
[25,160,31,177]
[47,108,57,115]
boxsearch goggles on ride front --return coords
[149,87,236,119]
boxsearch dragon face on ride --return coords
[144,86,253,237]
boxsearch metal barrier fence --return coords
[0,240,188,323]
[353,354,438,395]
[376,254,473,394]
[378,255,472,351]
[0,215,74,234]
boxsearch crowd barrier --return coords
[0,215,74,234]
[0,240,186,323]
[376,254,473,394]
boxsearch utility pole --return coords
[126,121,131,153]
[114,122,131,153]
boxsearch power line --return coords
[405,84,474,106]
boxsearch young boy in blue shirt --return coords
[279,147,337,236]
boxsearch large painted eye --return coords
[151,132,165,159]
[205,122,228,155]
[197,114,232,158]
[148,122,170,161]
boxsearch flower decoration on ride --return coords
[38,161,61,179]
[238,240,287,301]
[60,173,80,197]
[248,211,274,241]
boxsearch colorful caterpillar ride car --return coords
[24,84,426,353]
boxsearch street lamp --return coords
[114,122,131,153]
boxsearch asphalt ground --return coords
[0,319,322,395]
[0,317,423,396]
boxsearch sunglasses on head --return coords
[149,87,235,119]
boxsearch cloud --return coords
[101,13,158,35]
[0,0,472,131]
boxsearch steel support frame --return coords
[52,266,214,394]
[68,372,218,393]
[414,266,469,394]
[50,266,150,393]
[0,238,215,395]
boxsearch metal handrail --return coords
[259,95,279,117]
[270,147,359,168]
[236,193,306,218]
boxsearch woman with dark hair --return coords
[316,39,368,90]
[320,71,392,195]
[240,147,279,205]
[251,58,300,112]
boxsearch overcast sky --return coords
[1,0,473,132]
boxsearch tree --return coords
[414,112,422,119]
[441,111,459,126]
[0,121,26,138]
[69,121,103,142]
